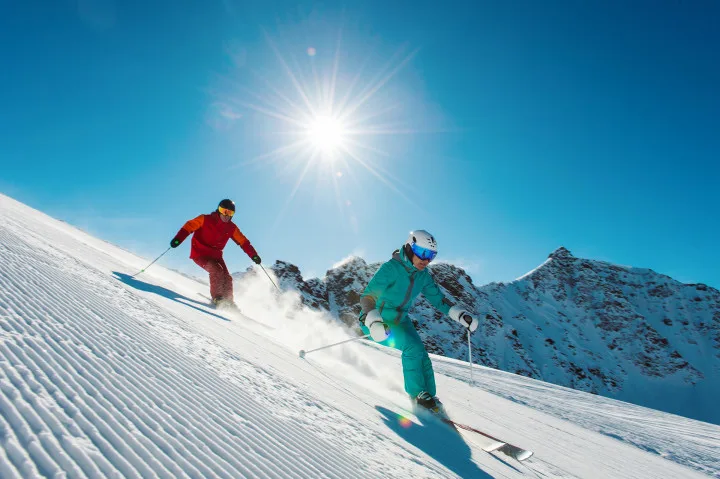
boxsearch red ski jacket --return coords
[172,211,258,261]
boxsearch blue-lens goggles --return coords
[411,243,437,262]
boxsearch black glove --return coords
[460,312,477,332]
[170,238,181,248]
[252,255,261,264]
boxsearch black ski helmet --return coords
[218,199,235,212]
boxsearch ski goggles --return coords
[411,243,437,262]
[218,206,235,217]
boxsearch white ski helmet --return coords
[406,230,438,261]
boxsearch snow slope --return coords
[1,192,718,478]
[261,249,720,425]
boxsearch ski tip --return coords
[496,443,534,461]
[501,444,533,461]
[516,450,533,461]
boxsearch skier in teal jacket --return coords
[359,230,478,414]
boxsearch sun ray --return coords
[348,125,458,135]
[224,82,312,128]
[234,100,309,129]
[271,151,319,230]
[333,41,380,115]
[289,50,319,113]
[263,29,318,117]
[309,55,324,115]
[249,73,315,122]
[343,103,401,130]
[342,136,390,157]
[231,139,311,169]
[327,155,366,218]
[215,65,313,125]
[328,28,343,114]
[332,173,344,212]
[342,138,421,196]
[339,144,420,208]
[338,46,420,123]
[277,143,315,178]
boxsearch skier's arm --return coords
[171,215,204,246]
[422,278,478,331]
[231,227,259,261]
[421,276,453,315]
[359,262,395,316]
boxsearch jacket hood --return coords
[393,245,417,272]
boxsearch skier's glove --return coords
[364,309,390,341]
[251,255,261,265]
[170,238,182,248]
[449,306,478,332]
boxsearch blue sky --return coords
[2,0,719,288]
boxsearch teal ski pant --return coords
[361,319,436,398]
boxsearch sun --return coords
[307,115,346,155]
[217,25,427,228]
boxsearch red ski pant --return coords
[193,257,233,302]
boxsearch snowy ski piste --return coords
[1,193,718,478]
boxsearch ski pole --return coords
[299,334,370,359]
[259,264,281,291]
[132,247,171,278]
[468,330,474,386]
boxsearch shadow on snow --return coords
[376,405,495,478]
[112,272,230,322]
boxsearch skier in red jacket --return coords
[170,199,261,308]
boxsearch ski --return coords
[410,403,534,461]
[441,418,533,461]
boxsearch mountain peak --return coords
[549,246,574,260]
[330,255,367,271]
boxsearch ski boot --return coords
[212,297,240,311]
[412,391,448,419]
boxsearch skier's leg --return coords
[422,353,436,398]
[395,321,435,397]
[215,257,234,302]
[359,319,434,397]
[193,258,224,300]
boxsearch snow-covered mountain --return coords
[255,247,720,425]
[2,192,719,478]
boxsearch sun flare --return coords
[307,115,346,155]
[220,26,425,228]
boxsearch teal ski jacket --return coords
[359,246,454,325]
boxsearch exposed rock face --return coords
[236,248,720,424]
